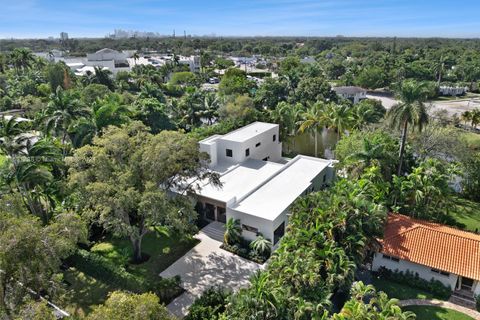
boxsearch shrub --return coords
[376,267,451,299]
[185,287,231,320]
[220,237,268,264]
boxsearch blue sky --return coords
[1,0,480,39]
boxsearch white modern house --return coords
[195,122,335,245]
[85,48,131,75]
[373,214,480,301]
[333,86,367,104]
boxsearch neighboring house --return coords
[439,86,468,96]
[372,214,480,299]
[333,86,367,104]
[195,122,335,246]
[84,48,131,75]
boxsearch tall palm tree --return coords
[43,87,90,156]
[388,80,430,176]
[298,102,328,157]
[325,103,353,139]
[224,218,242,245]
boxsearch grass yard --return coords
[63,231,199,316]
[371,277,437,300]
[403,306,474,320]
[91,231,200,282]
[62,267,117,318]
[450,197,480,232]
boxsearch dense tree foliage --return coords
[1,37,479,319]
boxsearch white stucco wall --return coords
[227,208,274,242]
[209,126,282,165]
[372,253,457,289]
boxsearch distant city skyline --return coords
[1,0,480,39]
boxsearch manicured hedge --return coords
[376,267,451,300]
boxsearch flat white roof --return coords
[232,156,332,221]
[197,159,283,204]
[220,122,277,143]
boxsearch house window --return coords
[242,224,258,233]
[382,254,400,262]
[431,268,450,276]
[226,149,233,157]
[274,222,285,245]
[273,134,276,142]
[255,142,261,147]
[245,148,250,157]
[323,174,326,183]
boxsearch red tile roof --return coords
[379,214,480,281]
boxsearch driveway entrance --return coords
[160,222,262,317]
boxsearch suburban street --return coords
[367,93,480,117]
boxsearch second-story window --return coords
[226,149,233,157]
[245,148,250,157]
[273,134,276,142]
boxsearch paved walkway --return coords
[160,222,263,318]
[399,299,480,320]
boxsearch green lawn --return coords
[403,306,474,320]
[62,267,117,318]
[371,277,437,300]
[63,231,199,316]
[450,197,480,232]
[91,231,200,282]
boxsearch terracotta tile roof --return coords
[379,214,480,281]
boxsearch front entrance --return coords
[461,277,474,291]
[202,201,227,223]
[217,207,227,223]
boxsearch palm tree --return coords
[388,80,430,176]
[201,92,220,125]
[0,116,31,158]
[470,108,480,129]
[250,234,272,258]
[461,110,472,127]
[132,52,140,66]
[298,102,328,157]
[325,103,353,139]
[10,48,35,73]
[43,87,90,156]
[224,218,242,245]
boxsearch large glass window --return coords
[274,222,285,244]
[217,207,226,223]
[205,203,215,220]
[242,224,258,233]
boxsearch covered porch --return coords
[196,196,227,224]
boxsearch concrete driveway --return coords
[160,222,262,318]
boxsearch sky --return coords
[1,0,480,39]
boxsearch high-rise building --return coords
[60,32,69,41]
